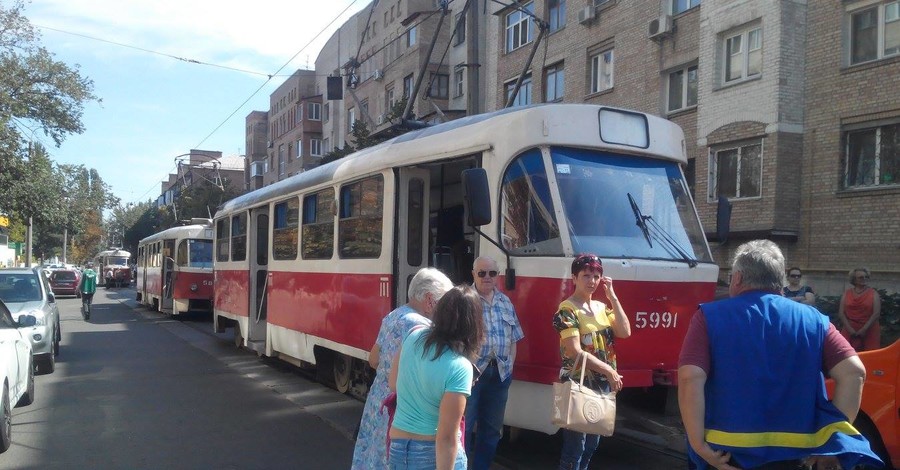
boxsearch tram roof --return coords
[216,104,685,217]
[138,223,213,245]
[95,249,131,257]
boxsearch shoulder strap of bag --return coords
[579,351,589,386]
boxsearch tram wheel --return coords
[334,353,352,394]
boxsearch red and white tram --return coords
[136,219,214,315]
[212,104,719,434]
[94,249,132,288]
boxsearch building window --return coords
[302,189,335,260]
[844,122,900,188]
[407,26,417,47]
[273,198,299,260]
[428,73,449,99]
[724,26,762,83]
[403,74,414,98]
[505,74,532,107]
[348,107,356,131]
[544,63,564,102]
[339,175,384,258]
[311,138,322,156]
[590,49,614,94]
[849,1,900,65]
[506,2,534,52]
[278,144,286,176]
[667,64,698,113]
[548,0,566,32]
[710,141,762,200]
[323,138,330,154]
[323,103,330,121]
[672,0,700,15]
[594,0,610,6]
[308,102,321,120]
[296,140,302,157]
[454,68,465,97]
[454,12,466,45]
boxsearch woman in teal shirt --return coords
[389,285,484,470]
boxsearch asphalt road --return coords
[3,286,687,469]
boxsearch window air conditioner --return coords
[578,6,596,24]
[648,15,674,40]
[376,113,387,125]
[374,69,384,80]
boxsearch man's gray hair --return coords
[408,268,454,302]
[731,239,786,292]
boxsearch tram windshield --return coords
[552,147,712,262]
[188,239,213,268]
[106,256,128,266]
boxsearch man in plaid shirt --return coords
[464,256,525,470]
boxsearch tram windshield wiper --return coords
[627,193,652,248]
[627,193,698,267]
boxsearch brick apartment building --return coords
[158,150,246,214]
[245,0,899,294]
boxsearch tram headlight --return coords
[190,283,198,292]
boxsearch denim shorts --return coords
[389,438,467,470]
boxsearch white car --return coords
[0,268,61,374]
[0,299,36,453]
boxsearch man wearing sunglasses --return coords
[464,256,524,470]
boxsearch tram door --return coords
[396,168,430,305]
[161,239,176,312]
[247,207,269,350]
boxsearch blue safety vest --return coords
[688,291,882,470]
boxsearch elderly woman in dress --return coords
[351,268,454,470]
[837,267,882,352]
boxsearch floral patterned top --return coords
[552,299,618,387]
[351,305,430,469]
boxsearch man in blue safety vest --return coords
[678,240,882,470]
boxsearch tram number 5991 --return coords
[634,311,678,329]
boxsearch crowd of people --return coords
[347,243,887,469]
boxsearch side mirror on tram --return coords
[462,168,492,227]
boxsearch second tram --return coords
[94,249,132,288]
[137,219,214,315]
[212,104,719,435]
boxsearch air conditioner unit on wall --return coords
[376,113,387,125]
[648,15,674,40]
[578,6,596,24]
[373,69,384,80]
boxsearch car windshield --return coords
[551,147,712,262]
[51,271,77,281]
[0,273,42,302]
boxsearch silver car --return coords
[0,268,61,374]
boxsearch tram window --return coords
[500,149,562,255]
[177,240,189,266]
[302,188,335,259]
[273,198,299,260]
[231,213,247,261]
[216,218,230,262]
[189,239,213,268]
[338,175,384,258]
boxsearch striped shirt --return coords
[474,288,524,381]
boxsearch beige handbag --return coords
[552,352,616,436]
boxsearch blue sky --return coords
[23,0,367,207]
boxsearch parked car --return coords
[0,298,37,453]
[0,268,60,374]
[49,269,81,297]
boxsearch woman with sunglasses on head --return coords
[552,254,631,470]
[782,267,816,306]
[388,285,485,470]
[837,267,882,352]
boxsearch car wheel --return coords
[16,357,34,407]
[0,383,11,453]
[854,415,893,470]
[39,353,55,375]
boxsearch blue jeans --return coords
[389,438,467,470]
[558,381,609,470]
[464,361,511,470]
